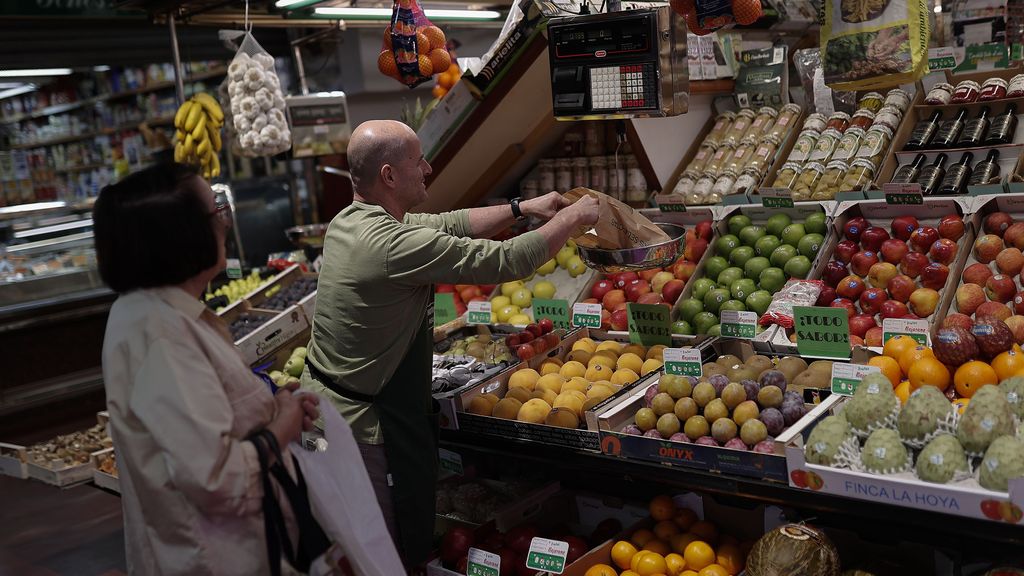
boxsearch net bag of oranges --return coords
[378,0,451,88]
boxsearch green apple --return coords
[754,234,782,257]
[291,346,308,361]
[716,234,741,257]
[804,212,827,236]
[705,256,729,282]
[716,267,744,289]
[510,287,533,308]
[707,324,723,337]
[766,213,792,237]
[744,256,771,280]
[784,255,812,279]
[720,299,747,313]
[533,280,557,299]
[759,267,787,294]
[728,214,753,236]
[729,246,755,268]
[537,258,558,275]
[746,290,773,316]
[703,288,730,314]
[769,244,798,268]
[491,295,512,309]
[555,245,576,267]
[738,225,766,247]
[284,357,305,377]
[672,320,694,335]
[692,278,716,300]
[780,223,806,247]
[496,304,522,322]
[677,298,704,322]
[797,233,825,259]
[693,312,719,335]
[566,255,587,278]
[501,281,524,297]
[730,278,757,301]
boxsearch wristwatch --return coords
[510,197,526,221]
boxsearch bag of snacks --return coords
[226,32,291,157]
[759,279,824,328]
[821,0,929,91]
[377,0,452,88]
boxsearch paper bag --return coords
[564,187,671,249]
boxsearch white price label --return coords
[525,538,569,574]
[225,258,242,279]
[883,183,923,205]
[467,301,492,325]
[572,302,602,328]
[720,310,758,339]
[663,347,702,377]
[759,187,794,208]
[830,363,881,396]
[467,548,500,576]
[882,318,930,346]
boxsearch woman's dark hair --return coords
[93,163,219,293]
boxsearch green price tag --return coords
[759,187,794,208]
[438,448,463,476]
[627,303,672,346]
[720,310,757,339]
[883,183,923,205]
[928,47,957,70]
[433,292,457,327]
[533,298,571,330]
[467,301,492,325]
[663,347,702,377]
[881,318,929,346]
[572,302,602,328]
[467,548,500,576]
[226,258,242,279]
[830,363,880,396]
[525,538,568,574]
[793,306,851,359]
[655,193,687,213]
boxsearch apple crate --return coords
[243,264,318,317]
[784,394,1024,525]
[769,196,974,355]
[0,442,28,479]
[220,300,310,367]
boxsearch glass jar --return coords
[1008,74,1024,98]
[748,135,780,174]
[850,110,876,131]
[705,143,734,177]
[826,112,851,133]
[733,168,761,195]
[685,191,706,206]
[884,89,912,113]
[538,159,555,193]
[572,157,590,188]
[692,173,716,199]
[584,123,604,157]
[625,155,646,205]
[841,159,876,192]
[723,109,756,146]
[673,173,697,195]
[951,80,981,104]
[858,92,885,113]
[792,162,826,201]
[706,111,736,146]
[979,77,1008,102]
[726,137,758,174]
[853,124,893,168]
[687,142,718,174]
[749,107,779,139]
[787,130,820,164]
[812,160,849,200]
[802,113,828,133]
[712,170,739,197]
[873,105,903,132]
[589,156,608,192]
[521,179,540,200]
[924,83,954,105]
[771,162,802,189]
[809,128,842,163]
[768,103,802,140]
[832,127,865,163]
[554,158,572,191]
[608,155,625,200]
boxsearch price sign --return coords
[467,548,500,576]
[655,193,687,213]
[663,347,702,377]
[627,303,672,346]
[525,538,569,574]
[572,302,602,328]
[883,183,923,205]
[438,448,464,476]
[720,310,758,339]
[433,292,458,327]
[759,187,794,209]
[830,363,881,396]
[226,258,242,279]
[467,301,492,325]
[793,306,851,359]
[928,46,958,71]
[533,298,571,330]
[882,318,930,346]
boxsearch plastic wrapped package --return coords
[226,33,291,157]
[792,47,857,114]
[759,279,825,328]
[378,0,452,87]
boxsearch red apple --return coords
[1005,315,1024,344]
[849,313,878,338]
[851,250,880,277]
[834,240,860,264]
[890,215,920,241]
[695,220,714,241]
[900,252,930,279]
[859,288,889,316]
[437,284,456,293]
[844,217,869,242]
[1005,222,1024,249]
[984,212,1014,236]
[816,286,837,307]
[880,238,910,264]
[880,299,909,320]
[938,214,966,242]
[867,262,898,289]
[672,260,697,283]
[651,271,676,294]
[517,343,536,360]
[909,227,940,253]
[526,323,543,338]
[908,287,940,318]
[610,308,629,331]
[850,335,865,347]
[624,279,651,302]
[538,318,554,334]
[639,268,662,282]
[1014,291,1024,315]
[865,326,884,347]
[929,239,958,265]
[591,279,614,300]
[602,289,626,311]
[637,292,664,305]
[836,275,867,300]
[830,298,857,318]
[600,309,612,330]
[942,312,974,332]
[614,271,639,288]
[661,279,686,304]
[986,274,1017,303]
[956,283,987,315]
[921,262,950,290]
[996,247,1024,276]
[822,260,850,287]
[974,234,1005,264]
[963,262,995,287]
[887,274,917,303]
[860,226,891,252]
[684,237,709,261]
[977,301,1013,321]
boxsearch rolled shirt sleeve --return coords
[404,209,473,237]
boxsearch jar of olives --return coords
[733,168,762,195]
[853,124,893,168]
[792,162,826,200]
[802,113,827,133]
[771,162,802,189]
[787,130,820,164]
[687,142,719,174]
[673,173,697,196]
[832,127,865,163]
[704,143,734,177]
[748,135,781,174]
[712,170,739,197]
[749,107,779,139]
[809,128,842,163]
[768,103,802,140]
[812,161,849,200]
[857,92,885,112]
[691,174,716,201]
[841,159,876,192]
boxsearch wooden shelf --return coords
[689,79,736,95]
[53,163,106,174]
[10,114,178,150]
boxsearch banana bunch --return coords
[174,92,224,179]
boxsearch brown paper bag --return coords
[563,187,672,249]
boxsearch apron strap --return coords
[308,362,377,404]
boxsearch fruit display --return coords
[205,270,269,311]
[268,345,306,388]
[172,92,224,178]
[228,312,271,341]
[437,283,495,319]
[26,424,111,470]
[498,320,562,362]
[585,220,713,331]
[818,210,967,347]
[673,210,828,336]
[436,331,514,364]
[491,241,590,325]
[259,276,317,310]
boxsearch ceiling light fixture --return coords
[0,68,73,78]
[275,0,323,7]
[0,84,38,99]
[94,65,111,72]
[313,6,500,19]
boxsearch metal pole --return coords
[168,15,185,104]
[293,43,309,96]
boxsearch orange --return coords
[898,345,935,377]
[431,85,446,99]
[654,520,680,541]
[429,49,451,75]
[585,565,618,576]
[867,355,901,387]
[699,565,730,576]
[992,348,1024,380]
[665,552,687,576]
[673,507,698,530]
[635,552,668,576]
[417,54,434,77]
[422,25,446,50]
[953,361,998,398]
[894,380,912,405]
[382,26,393,48]
[416,31,431,54]
[644,539,672,555]
[650,494,677,521]
[907,356,950,391]
[671,532,698,554]
[683,541,715,571]
[688,521,718,545]
[715,543,744,574]
[631,551,651,572]
[377,50,398,77]
[612,540,639,570]
[437,71,455,89]
[883,334,918,363]
[632,528,657,548]
[952,397,970,414]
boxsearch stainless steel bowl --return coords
[575,223,686,273]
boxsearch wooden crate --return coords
[0,442,28,479]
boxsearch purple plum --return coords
[752,439,775,454]
[644,384,659,408]
[695,436,719,447]
[742,381,760,402]
[709,374,730,396]
[781,402,809,427]
[758,369,788,392]
[759,408,785,436]
[644,429,664,439]
[623,424,643,436]
[724,437,749,450]
[669,433,690,443]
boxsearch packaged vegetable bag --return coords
[821,0,930,91]
[377,0,451,88]
[225,32,291,157]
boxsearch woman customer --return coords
[94,162,320,575]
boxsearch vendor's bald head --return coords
[347,120,429,194]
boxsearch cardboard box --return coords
[783,395,1024,525]
[420,80,479,162]
[465,0,546,99]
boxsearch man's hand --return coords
[564,194,600,227]
[521,192,571,221]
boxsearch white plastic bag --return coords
[288,394,404,576]
[226,32,291,157]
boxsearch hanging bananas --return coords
[173,92,225,179]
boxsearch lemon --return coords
[491,295,511,309]
[537,258,558,275]
[533,280,557,299]
[500,281,524,297]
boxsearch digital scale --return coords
[548,7,689,120]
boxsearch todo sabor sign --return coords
[627,303,672,346]
[533,298,571,330]
[793,306,851,359]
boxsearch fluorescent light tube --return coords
[0,68,73,78]
[0,84,36,99]
[275,0,322,7]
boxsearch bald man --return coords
[301,120,598,566]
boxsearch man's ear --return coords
[380,164,395,187]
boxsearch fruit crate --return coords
[243,264,318,319]
[589,339,857,483]
[91,447,120,494]
[0,442,28,479]
[783,395,1024,525]
[519,265,599,319]
[769,196,974,354]
[219,301,310,367]
[27,452,102,488]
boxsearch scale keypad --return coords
[589,63,656,110]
